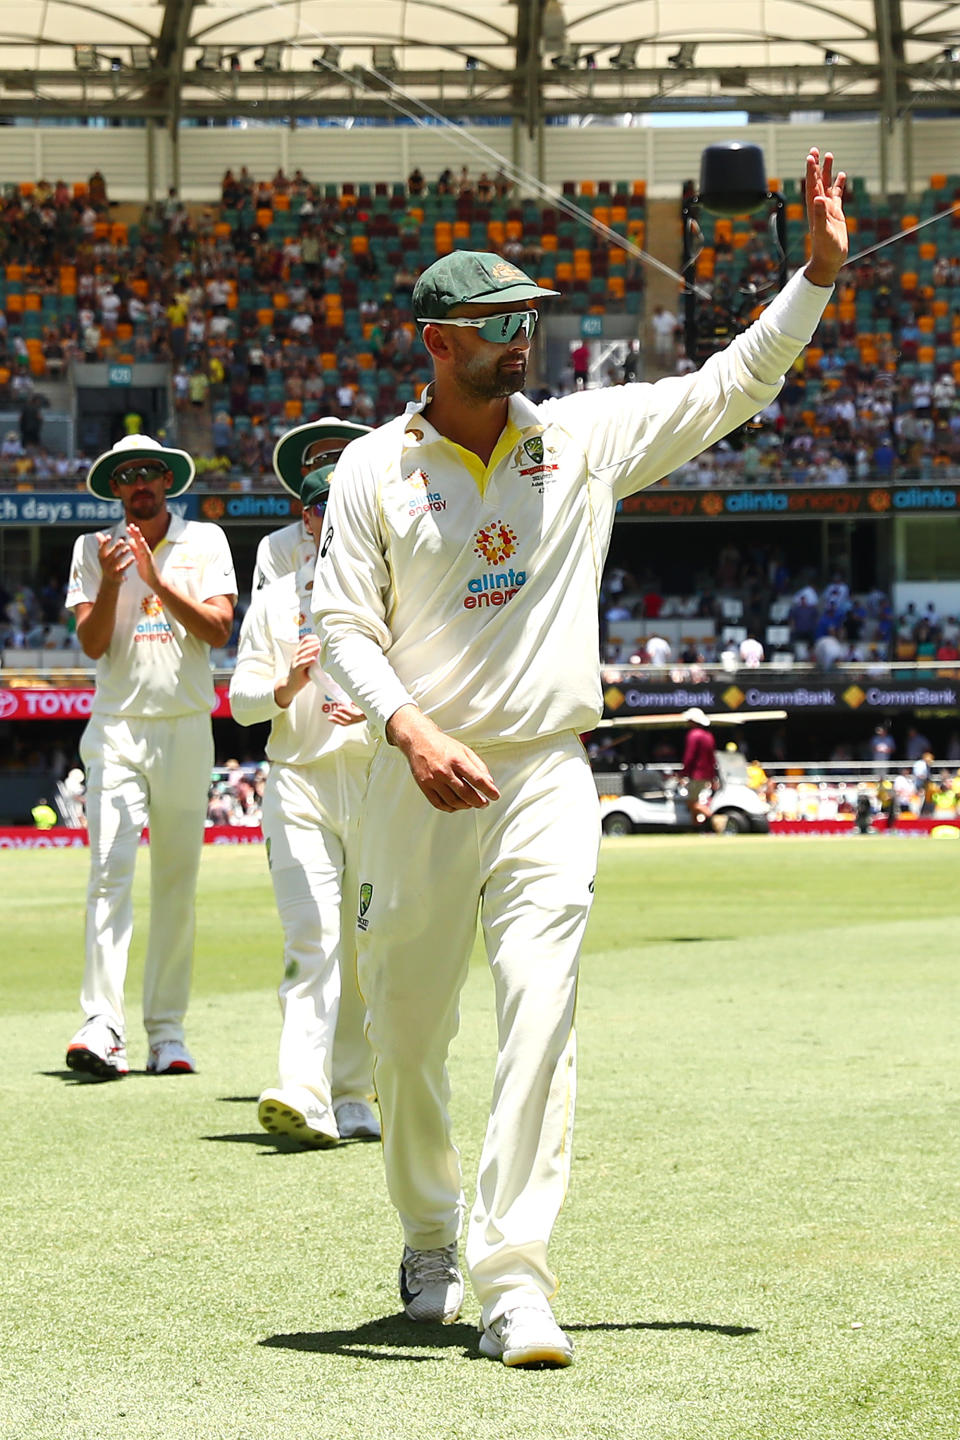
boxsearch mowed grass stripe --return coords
[2,838,958,1439]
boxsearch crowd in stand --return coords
[3,168,960,495]
[599,542,960,668]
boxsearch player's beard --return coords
[125,489,165,521]
[451,340,527,402]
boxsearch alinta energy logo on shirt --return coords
[464,521,526,610]
[405,466,446,518]
[134,593,173,644]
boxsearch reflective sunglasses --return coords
[112,462,168,485]
[306,500,327,517]
[425,310,538,345]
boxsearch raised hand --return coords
[804,147,848,287]
[96,531,134,588]
[125,523,161,590]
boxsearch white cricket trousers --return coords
[260,752,374,1108]
[356,731,601,1327]
[79,711,212,1043]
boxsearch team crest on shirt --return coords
[474,521,518,566]
[513,434,560,486]
[358,882,373,930]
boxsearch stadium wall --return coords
[1,117,958,200]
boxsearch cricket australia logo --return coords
[474,521,518,566]
[514,434,560,484]
[358,881,373,931]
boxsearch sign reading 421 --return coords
[108,364,133,386]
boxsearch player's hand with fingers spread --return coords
[387,704,501,813]
[96,530,134,588]
[124,523,161,590]
[804,146,848,288]
[275,634,322,709]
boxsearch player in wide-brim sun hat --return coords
[271,417,372,498]
[85,433,196,500]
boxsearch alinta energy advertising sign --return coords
[618,485,960,520]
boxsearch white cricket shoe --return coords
[479,1300,574,1368]
[333,1099,381,1141]
[66,1016,129,1081]
[399,1243,463,1324]
[258,1086,339,1148]
[146,1039,197,1075]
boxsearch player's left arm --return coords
[126,523,236,647]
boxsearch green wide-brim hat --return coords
[86,434,195,501]
[272,417,372,498]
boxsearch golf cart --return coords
[590,711,780,836]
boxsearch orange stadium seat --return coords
[930,173,948,190]
[630,180,646,199]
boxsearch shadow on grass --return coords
[217,1095,260,1104]
[261,1315,477,1362]
[202,1131,345,1154]
[41,1068,157,1085]
[568,1320,759,1337]
[261,1314,758,1362]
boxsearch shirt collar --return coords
[117,509,187,544]
[402,386,545,451]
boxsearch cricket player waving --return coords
[311,149,847,1366]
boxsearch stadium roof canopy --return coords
[4,1,960,125]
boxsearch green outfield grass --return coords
[2,837,958,1440]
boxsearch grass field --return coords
[2,836,958,1440]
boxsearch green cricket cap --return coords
[412,251,558,320]
[299,463,336,511]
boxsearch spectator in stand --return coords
[870,724,895,771]
[739,634,764,667]
[645,634,672,667]
[905,726,931,762]
[814,628,845,668]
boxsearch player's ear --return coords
[421,322,453,362]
